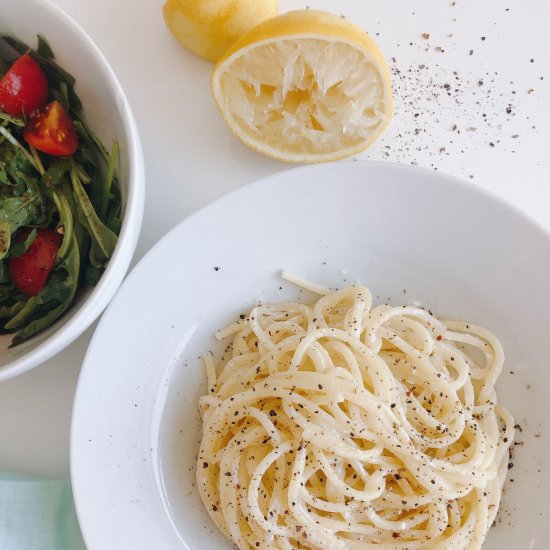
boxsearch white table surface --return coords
[0,0,548,478]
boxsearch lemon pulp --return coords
[211,10,393,162]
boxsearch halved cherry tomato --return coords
[23,100,78,156]
[8,228,62,296]
[0,54,48,116]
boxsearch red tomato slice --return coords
[8,228,62,296]
[23,100,78,156]
[0,54,48,116]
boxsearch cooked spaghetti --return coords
[197,274,514,549]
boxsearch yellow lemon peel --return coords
[163,0,278,62]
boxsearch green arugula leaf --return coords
[0,221,9,259]
[97,140,119,219]
[0,162,9,186]
[0,126,39,173]
[8,227,37,258]
[52,190,73,261]
[83,264,103,286]
[0,262,10,284]
[73,120,109,161]
[71,166,117,263]
[0,301,24,319]
[0,138,34,177]
[3,295,39,330]
[0,112,25,127]
[36,34,54,60]
[0,283,16,300]
[40,158,71,191]
[0,194,40,232]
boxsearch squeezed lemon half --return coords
[211,9,393,163]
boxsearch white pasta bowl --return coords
[0,0,145,380]
[71,162,550,549]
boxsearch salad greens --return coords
[0,34,122,346]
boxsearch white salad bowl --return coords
[0,0,145,379]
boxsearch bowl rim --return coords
[0,0,145,381]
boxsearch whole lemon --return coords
[163,0,279,62]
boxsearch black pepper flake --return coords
[213,266,220,271]
[481,36,486,41]
[202,462,209,469]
